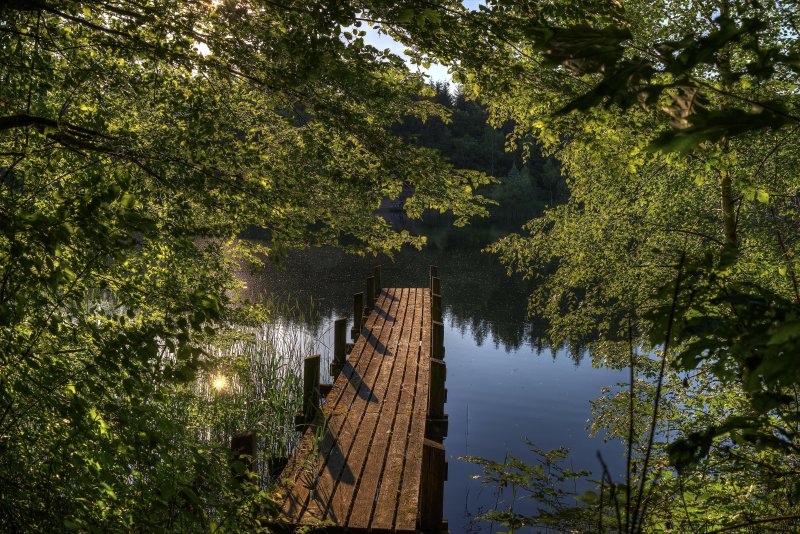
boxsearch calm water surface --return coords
[238,242,625,532]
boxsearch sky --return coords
[362,1,484,84]
[361,26,452,82]
[195,3,484,84]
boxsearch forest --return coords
[397,80,569,237]
[1,0,800,532]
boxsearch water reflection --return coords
[239,243,558,357]
[238,241,624,532]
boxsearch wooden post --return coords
[366,276,375,310]
[331,317,347,376]
[431,293,442,323]
[431,320,444,360]
[302,354,321,425]
[428,358,446,419]
[429,265,438,285]
[420,439,446,532]
[431,276,441,297]
[426,358,448,441]
[231,431,257,483]
[352,292,364,340]
[266,456,288,481]
[374,265,382,299]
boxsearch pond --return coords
[237,239,626,532]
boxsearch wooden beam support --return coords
[431,320,444,360]
[428,358,446,419]
[302,354,320,425]
[426,357,448,441]
[431,276,441,297]
[352,292,364,340]
[331,317,347,376]
[431,292,442,323]
[420,439,446,533]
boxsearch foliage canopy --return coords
[0,0,489,529]
[382,0,800,530]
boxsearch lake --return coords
[237,240,626,532]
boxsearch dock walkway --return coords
[277,272,447,533]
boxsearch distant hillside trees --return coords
[394,81,568,233]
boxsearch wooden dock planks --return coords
[349,287,422,530]
[278,287,435,533]
[282,289,400,524]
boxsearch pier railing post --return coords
[427,281,447,441]
[366,276,375,311]
[352,292,364,340]
[302,354,321,426]
[374,265,381,299]
[431,293,442,323]
[428,359,446,418]
[331,317,347,376]
[431,320,444,360]
[424,273,448,530]
[426,357,448,441]
[420,439,447,533]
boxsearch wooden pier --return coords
[274,268,448,533]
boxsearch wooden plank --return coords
[302,412,376,526]
[280,290,396,521]
[394,288,433,531]
[319,288,412,526]
[298,289,405,524]
[369,287,425,531]
[428,358,446,420]
[347,288,422,529]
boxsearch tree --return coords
[0,1,491,529]
[385,0,800,530]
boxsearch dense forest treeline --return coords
[236,245,546,355]
[396,81,568,235]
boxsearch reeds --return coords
[193,298,320,483]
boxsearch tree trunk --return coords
[721,170,737,246]
[717,2,738,248]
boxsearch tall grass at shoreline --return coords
[192,299,320,482]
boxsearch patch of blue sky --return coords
[358,1,484,84]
